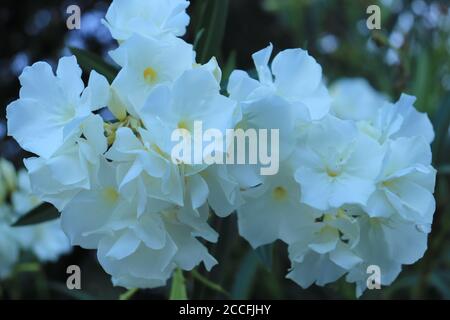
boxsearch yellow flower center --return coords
[143,67,157,84]
[177,120,190,131]
[103,187,119,203]
[272,186,288,201]
[326,167,339,178]
[382,180,394,188]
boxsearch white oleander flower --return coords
[110,34,195,117]
[14,219,71,262]
[237,162,320,248]
[294,115,384,210]
[139,68,237,162]
[286,204,430,297]
[0,164,22,279]
[6,56,109,159]
[231,93,296,162]
[61,160,217,288]
[200,164,245,217]
[287,208,362,288]
[331,79,434,144]
[103,0,190,41]
[0,206,20,279]
[345,212,428,297]
[24,114,107,210]
[105,126,185,211]
[107,68,240,217]
[330,78,387,121]
[228,43,331,121]
[390,94,434,144]
[0,159,17,195]
[11,170,71,262]
[0,161,71,275]
[365,136,436,226]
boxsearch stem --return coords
[169,269,187,300]
[413,205,450,298]
[191,269,230,297]
[119,288,138,300]
[14,262,41,274]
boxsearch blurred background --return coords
[0,0,449,299]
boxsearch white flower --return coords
[61,160,217,288]
[365,136,436,226]
[0,158,17,194]
[391,94,434,144]
[14,220,71,262]
[24,115,107,210]
[286,203,430,297]
[330,78,387,121]
[0,228,20,279]
[0,162,70,274]
[228,44,331,121]
[110,34,195,117]
[105,126,184,210]
[103,0,190,41]
[200,164,245,217]
[232,93,296,161]
[11,170,71,262]
[139,68,237,160]
[6,56,110,159]
[107,68,240,217]
[294,115,384,210]
[346,213,428,297]
[0,207,20,279]
[331,79,434,144]
[286,208,362,288]
[237,162,320,248]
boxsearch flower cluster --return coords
[6,0,436,296]
[232,73,435,296]
[0,159,70,278]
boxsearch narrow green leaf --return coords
[191,269,230,297]
[119,288,138,300]
[254,244,273,271]
[430,273,450,299]
[69,47,118,83]
[169,268,188,300]
[195,0,229,64]
[431,94,450,165]
[231,251,259,299]
[438,164,450,175]
[193,28,205,51]
[221,50,236,89]
[12,202,60,227]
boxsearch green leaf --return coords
[69,47,118,83]
[12,202,60,227]
[231,251,259,299]
[119,288,138,300]
[430,273,450,299]
[431,94,450,165]
[194,0,229,64]
[169,268,187,300]
[254,244,273,271]
[221,50,236,90]
[191,269,229,297]
[438,164,450,175]
[193,28,205,51]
